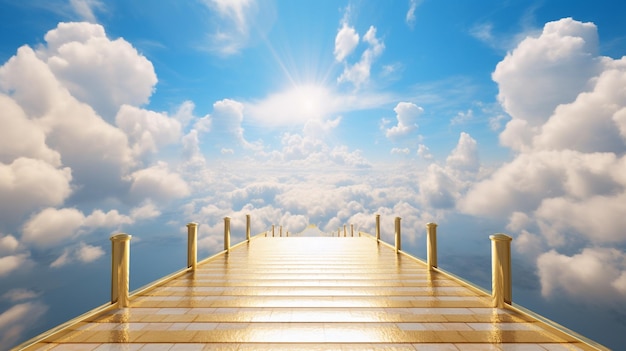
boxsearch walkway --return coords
[20,236,601,350]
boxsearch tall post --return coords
[272,225,275,237]
[350,224,354,237]
[375,214,381,241]
[280,225,283,237]
[337,228,340,237]
[246,214,251,241]
[187,222,198,271]
[490,234,513,308]
[110,233,132,307]
[343,225,347,237]
[224,217,231,253]
[394,217,402,253]
[426,223,438,270]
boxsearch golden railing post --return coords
[280,225,283,237]
[337,228,340,237]
[272,225,275,237]
[394,217,402,253]
[343,225,347,237]
[375,214,381,241]
[224,217,231,253]
[187,222,198,271]
[110,233,132,307]
[490,233,513,308]
[350,224,354,237]
[246,214,251,241]
[426,222,438,270]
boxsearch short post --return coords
[490,234,513,308]
[272,225,275,237]
[110,233,132,307]
[337,228,340,237]
[224,217,231,253]
[246,214,251,241]
[375,214,381,241]
[350,224,354,237]
[187,222,198,270]
[343,225,347,237]
[280,225,283,237]
[394,217,402,253]
[426,223,438,270]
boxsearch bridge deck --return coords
[21,236,598,350]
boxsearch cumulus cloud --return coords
[22,203,159,249]
[446,132,479,172]
[338,26,385,89]
[0,94,61,166]
[0,235,19,255]
[538,248,626,301]
[0,302,48,347]
[129,162,191,202]
[493,18,602,151]
[334,23,359,62]
[460,17,626,303]
[385,102,423,139]
[0,254,30,278]
[39,22,157,119]
[115,104,182,157]
[0,158,72,224]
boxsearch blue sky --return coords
[1,0,626,349]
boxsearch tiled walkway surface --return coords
[21,236,600,350]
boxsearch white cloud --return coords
[391,148,410,155]
[0,158,72,224]
[446,132,479,172]
[76,242,104,263]
[0,94,61,166]
[0,235,19,255]
[459,18,626,303]
[338,26,385,89]
[493,18,602,151]
[210,98,247,144]
[22,208,85,248]
[406,0,420,28]
[129,162,191,202]
[0,40,136,201]
[0,254,30,277]
[22,203,157,250]
[202,0,272,56]
[450,109,473,125]
[40,22,157,119]
[130,201,161,220]
[334,23,359,62]
[69,0,104,23]
[538,248,626,300]
[2,289,39,302]
[0,302,48,347]
[115,104,182,157]
[50,249,71,268]
[385,102,423,139]
[417,144,433,160]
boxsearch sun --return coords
[247,83,337,127]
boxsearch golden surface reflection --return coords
[23,236,598,350]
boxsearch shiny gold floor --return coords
[23,237,597,350]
